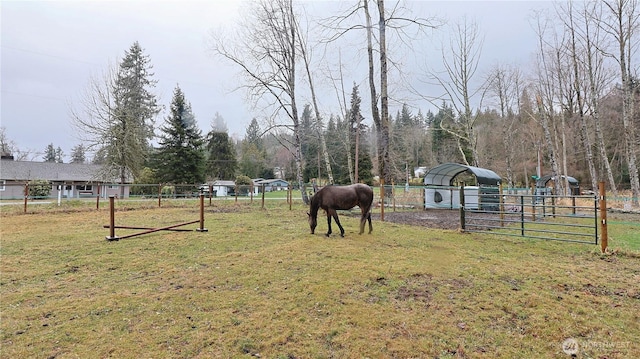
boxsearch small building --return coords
[536,174,580,196]
[210,180,236,197]
[0,159,130,200]
[423,163,502,210]
[254,178,289,193]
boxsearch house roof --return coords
[212,180,236,187]
[423,163,501,186]
[0,160,124,182]
[255,178,289,185]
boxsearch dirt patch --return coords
[372,209,494,230]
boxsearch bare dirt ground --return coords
[374,208,639,231]
[372,209,466,230]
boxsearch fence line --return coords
[461,182,609,252]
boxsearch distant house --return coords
[254,178,289,193]
[0,159,131,200]
[209,180,236,197]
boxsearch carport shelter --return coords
[535,174,580,195]
[423,163,502,209]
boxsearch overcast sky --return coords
[1,0,556,162]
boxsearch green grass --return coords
[1,203,639,358]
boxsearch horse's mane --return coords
[309,190,321,216]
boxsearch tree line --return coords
[208,0,639,205]
[2,0,637,207]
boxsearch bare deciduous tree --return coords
[297,15,335,184]
[600,0,639,205]
[210,0,309,202]
[431,17,486,167]
[487,64,522,188]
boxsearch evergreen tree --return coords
[357,128,375,185]
[432,102,461,164]
[43,143,64,163]
[205,131,237,180]
[245,118,263,148]
[43,143,56,162]
[151,85,205,185]
[239,118,270,179]
[324,116,348,184]
[105,42,159,190]
[210,112,228,133]
[301,104,321,182]
[348,84,373,184]
[70,144,86,164]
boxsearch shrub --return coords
[28,180,51,199]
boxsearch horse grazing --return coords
[308,184,373,237]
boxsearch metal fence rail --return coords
[462,190,600,245]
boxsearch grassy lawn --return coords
[1,202,638,358]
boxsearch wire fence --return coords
[0,181,635,217]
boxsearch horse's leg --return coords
[359,209,366,235]
[325,211,332,237]
[329,209,345,237]
[367,211,373,234]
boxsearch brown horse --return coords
[307,184,373,237]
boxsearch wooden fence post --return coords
[106,195,119,241]
[23,182,28,213]
[96,183,101,210]
[196,193,208,232]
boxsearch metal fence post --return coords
[380,180,385,222]
[459,186,465,231]
[520,195,525,236]
[599,181,608,253]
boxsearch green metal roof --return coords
[423,163,501,186]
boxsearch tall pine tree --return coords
[70,144,86,164]
[205,131,237,180]
[43,143,63,163]
[151,85,205,185]
[239,118,270,179]
[301,104,321,182]
[348,85,373,185]
[107,42,159,193]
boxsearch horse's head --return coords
[307,211,317,234]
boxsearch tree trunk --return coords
[537,95,562,192]
[603,0,640,205]
[377,0,391,184]
[299,33,334,184]
[363,0,381,178]
[567,4,599,192]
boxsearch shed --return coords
[536,174,580,196]
[423,163,501,210]
[210,180,236,197]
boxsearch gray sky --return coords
[1,0,555,161]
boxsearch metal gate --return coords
[461,188,601,245]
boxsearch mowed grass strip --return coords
[1,204,638,358]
